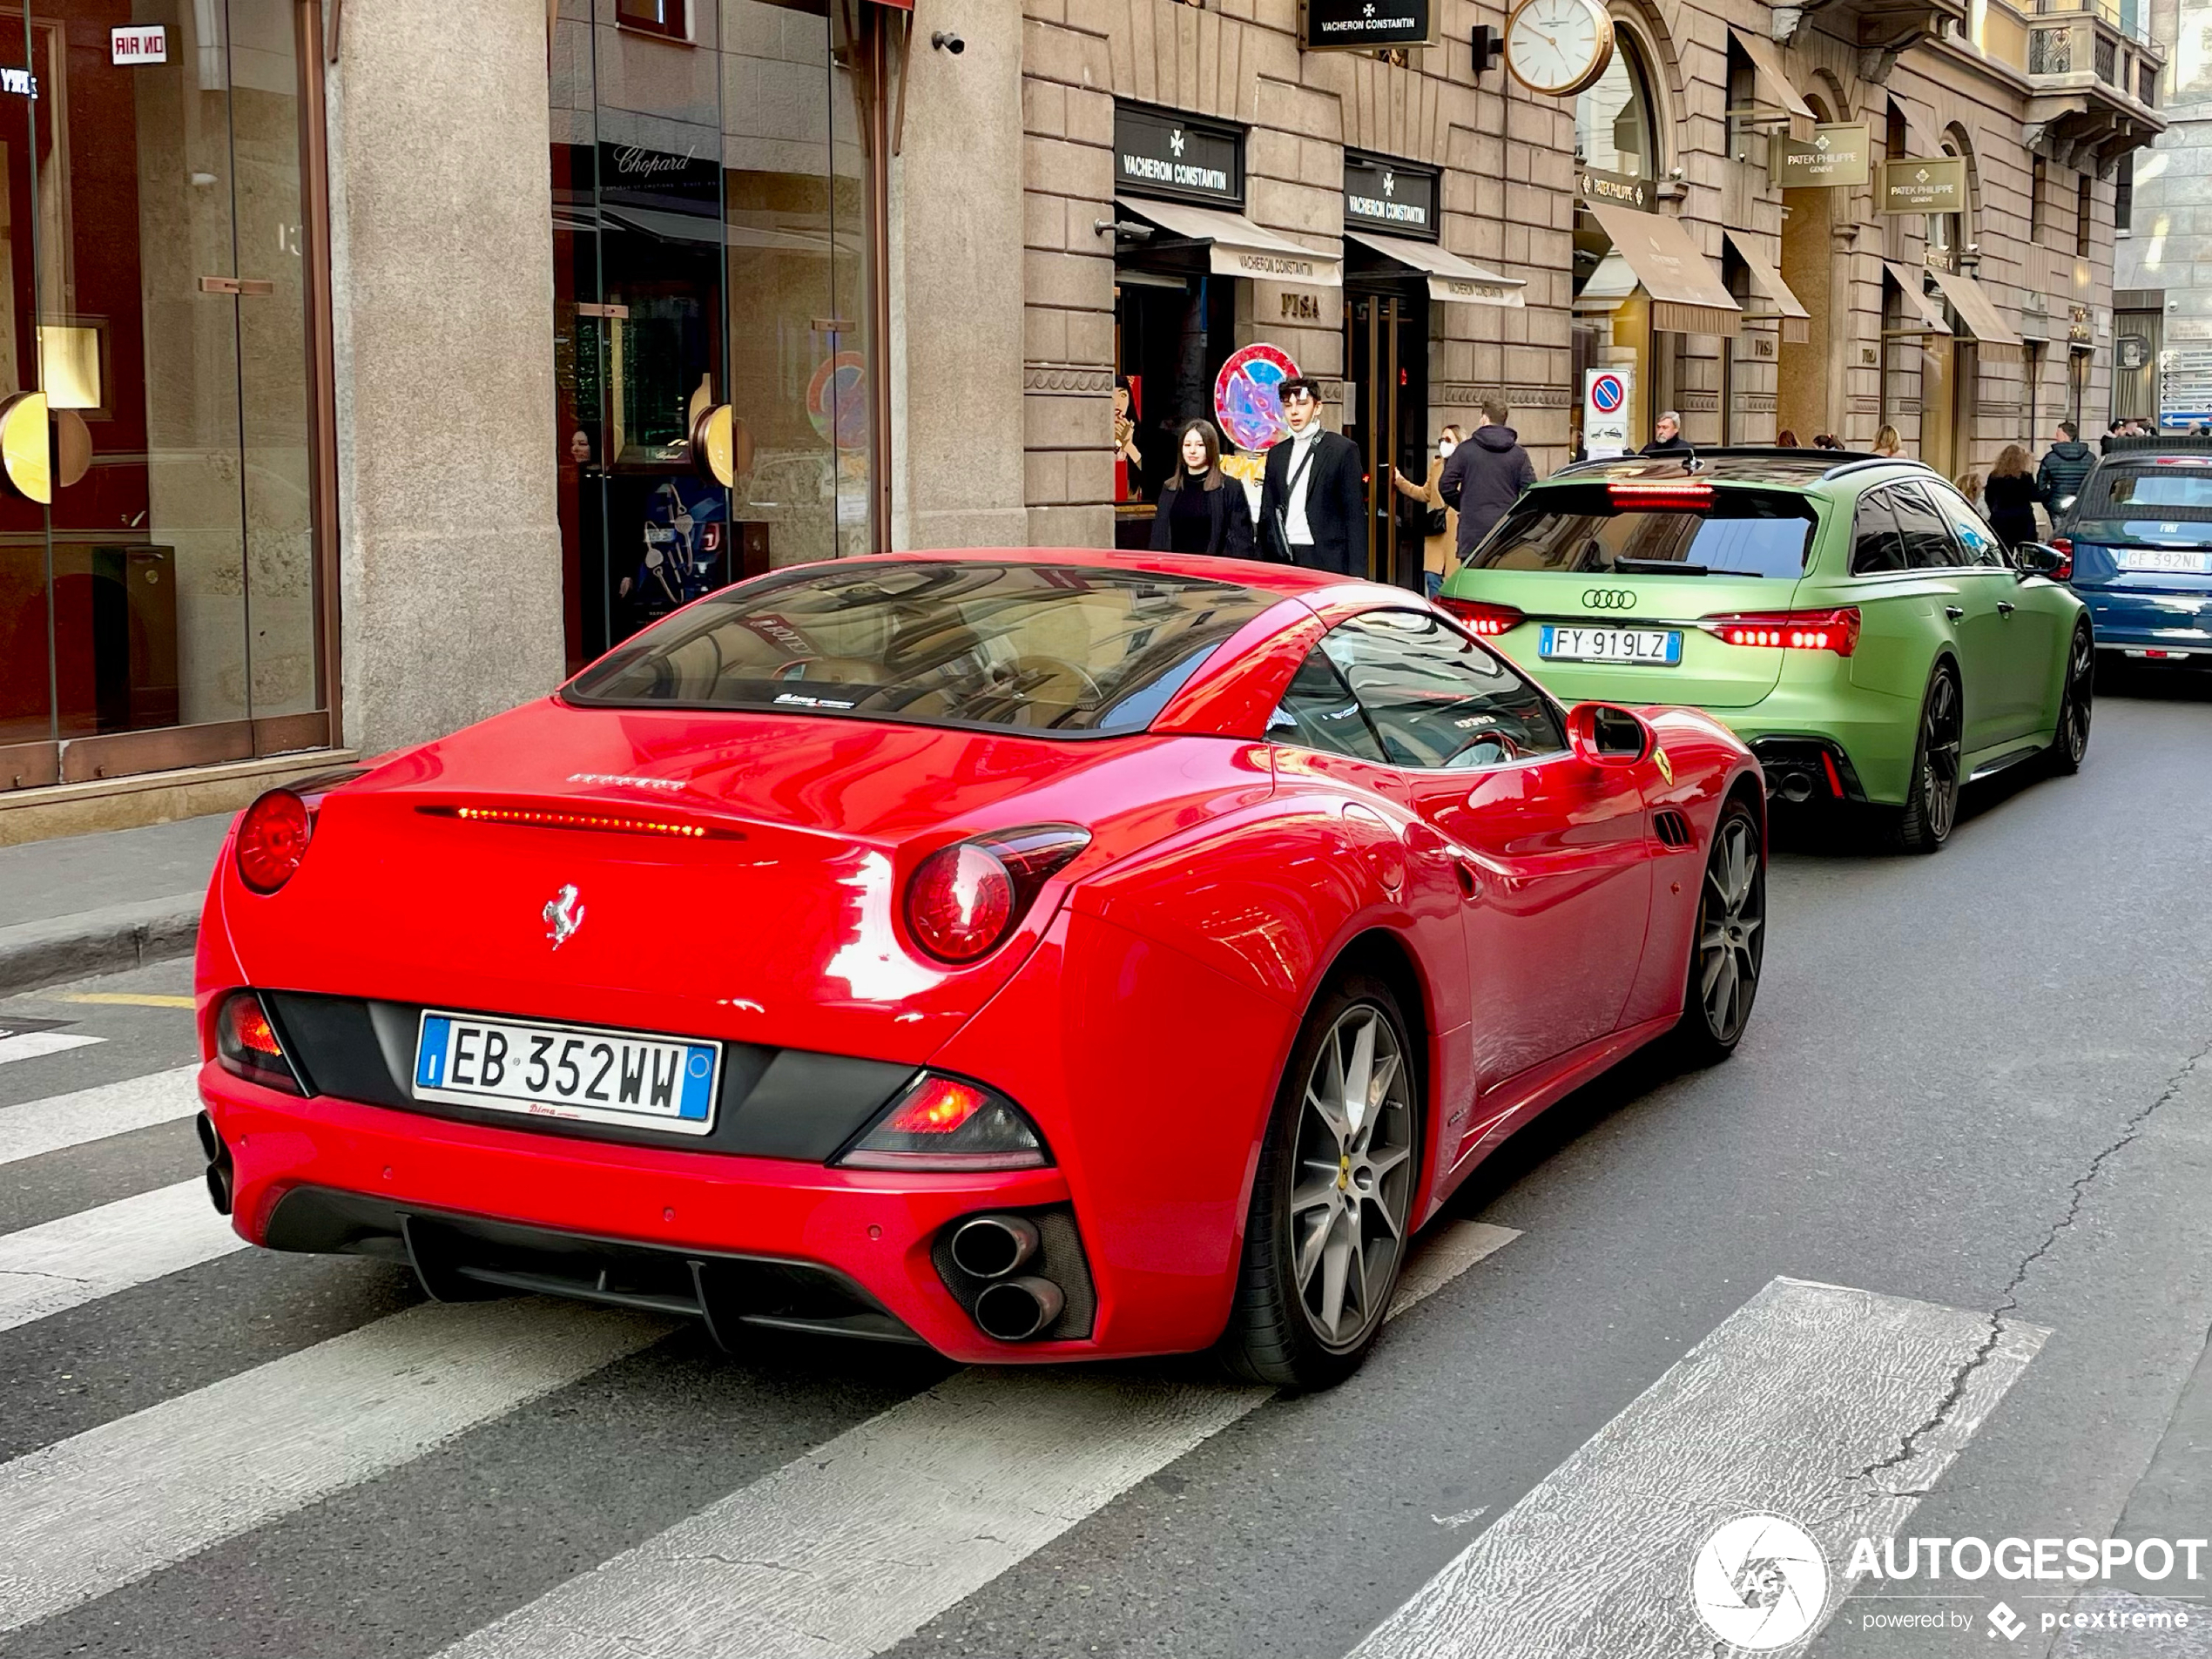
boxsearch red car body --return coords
[195,551,1762,1365]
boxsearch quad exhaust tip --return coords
[973,1275,1065,1343]
[196,1111,234,1217]
[948,1213,1041,1280]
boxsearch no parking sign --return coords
[1584,368,1632,460]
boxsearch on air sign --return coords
[111,24,167,64]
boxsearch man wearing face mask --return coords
[1258,377,1366,572]
[1392,426,1460,598]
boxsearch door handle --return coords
[1945,604,1965,621]
[1998,601,2017,617]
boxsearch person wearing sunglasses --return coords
[1257,376,1364,573]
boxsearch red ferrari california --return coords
[195,551,1765,1388]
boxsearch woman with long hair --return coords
[1983,443,2040,550]
[1150,418,1253,557]
[1776,428,1800,448]
[1871,424,1904,458]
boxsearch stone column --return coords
[325,0,564,756]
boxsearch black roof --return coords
[2101,435,2212,459]
[1546,448,1929,486]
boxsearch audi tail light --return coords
[1699,607,1862,657]
[1608,482,1713,509]
[215,990,305,1095]
[1439,597,1526,637]
[839,1072,1050,1170]
[235,789,314,894]
[904,825,1090,965]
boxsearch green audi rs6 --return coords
[1438,450,2093,851]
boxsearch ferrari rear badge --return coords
[543,883,585,949]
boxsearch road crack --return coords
[1857,1040,2211,1494]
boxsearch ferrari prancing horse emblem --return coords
[543,884,585,949]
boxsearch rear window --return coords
[1468,484,1817,578]
[2084,463,2212,518]
[564,562,1277,735]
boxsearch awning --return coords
[1345,229,1524,309]
[1729,29,1815,120]
[1925,265,2025,347]
[1584,203,1741,336]
[1883,261,1952,336]
[1723,230,1811,345]
[1116,197,1342,287]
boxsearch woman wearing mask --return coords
[1982,444,2040,550]
[1392,428,1462,599]
[1150,419,1253,557]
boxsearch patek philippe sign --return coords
[1343,154,1439,242]
[1769,123,1870,187]
[1303,0,1436,50]
[1881,157,1969,214]
[1577,165,1655,212]
[1114,103,1244,206]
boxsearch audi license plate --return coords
[1540,625,1683,665]
[412,1011,720,1134]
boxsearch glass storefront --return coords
[551,0,882,671]
[0,0,324,788]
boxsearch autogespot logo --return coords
[1692,1514,1830,1649]
[1583,588,1637,610]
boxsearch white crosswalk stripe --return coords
[0,1030,103,1068]
[436,1221,1521,1659]
[0,1064,199,1167]
[1343,1277,2047,1658]
[0,1179,246,1334]
[0,1297,678,1634]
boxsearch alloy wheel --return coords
[2061,626,2093,765]
[1920,674,1962,841]
[1696,813,1764,1044]
[1288,1004,1415,1352]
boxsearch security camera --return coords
[931,30,964,53]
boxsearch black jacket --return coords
[1258,428,1366,575]
[1982,473,2040,546]
[1149,469,1254,558]
[2036,441,2095,510]
[1640,432,1694,455]
[1439,424,1536,556]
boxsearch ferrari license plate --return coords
[1540,625,1683,665]
[412,1012,719,1134]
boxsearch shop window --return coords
[2031,156,2047,243]
[2076,173,2094,256]
[1576,34,1658,182]
[617,0,687,40]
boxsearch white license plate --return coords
[413,1012,719,1134]
[1539,624,1683,665]
[2118,548,2212,575]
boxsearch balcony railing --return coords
[2033,0,2153,49]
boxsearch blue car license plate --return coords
[1539,624,1683,665]
[413,1011,719,1134]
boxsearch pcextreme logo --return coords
[1690,1514,1829,1649]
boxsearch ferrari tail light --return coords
[839,1073,1050,1170]
[904,824,1089,965]
[235,789,313,894]
[1439,597,1526,637]
[1699,607,1862,656]
[2047,537,2074,579]
[1608,482,1713,509]
[216,991,305,1095]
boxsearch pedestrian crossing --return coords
[0,1028,102,1068]
[0,1050,2051,1659]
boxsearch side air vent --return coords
[1652,810,1694,849]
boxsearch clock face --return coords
[1503,0,1615,98]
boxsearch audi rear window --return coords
[1467,484,1818,578]
[564,562,1277,735]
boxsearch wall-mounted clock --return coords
[1502,0,1615,98]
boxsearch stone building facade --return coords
[2116,0,2212,425]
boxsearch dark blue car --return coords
[2057,435,2212,666]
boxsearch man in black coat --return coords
[2036,420,2096,511]
[1639,409,1693,455]
[1439,400,1537,560]
[1258,377,1366,575]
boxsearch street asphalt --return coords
[0,669,2205,1659]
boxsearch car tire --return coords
[2047,620,2094,776]
[1666,795,1766,1067]
[1890,664,1962,854]
[1221,974,1420,1393]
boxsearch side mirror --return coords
[1568,702,1652,766]
[2014,542,2071,579]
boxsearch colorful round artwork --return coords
[807,351,870,448]
[1212,344,1301,453]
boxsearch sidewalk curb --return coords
[0,896,202,1001]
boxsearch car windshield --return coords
[1467,484,1817,578]
[564,562,1278,735]
[2084,464,2212,518]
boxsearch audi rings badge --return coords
[1583,589,1637,610]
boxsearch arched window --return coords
[1576,31,1659,181]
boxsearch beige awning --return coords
[1925,265,2025,347]
[1884,261,1952,336]
[1344,229,1525,309]
[1116,197,1342,287]
[1723,230,1811,345]
[1585,203,1742,336]
[1729,29,1816,120]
